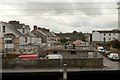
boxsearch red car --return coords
[18,54,39,60]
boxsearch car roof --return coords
[18,54,38,58]
[110,53,118,55]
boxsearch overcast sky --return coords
[0,0,119,33]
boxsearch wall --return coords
[0,37,3,52]
[46,50,92,59]
[2,58,103,69]
[100,33,118,41]
[92,32,101,41]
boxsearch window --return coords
[109,38,111,40]
[5,40,13,44]
[113,38,116,40]
[22,28,25,33]
[3,26,5,33]
[25,37,27,43]
[104,34,106,36]
[53,51,57,54]
[71,51,76,55]
[109,34,111,36]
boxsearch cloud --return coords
[0,0,118,33]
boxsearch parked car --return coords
[97,47,106,53]
[107,53,120,61]
[45,54,62,59]
[9,54,40,68]
[18,54,39,60]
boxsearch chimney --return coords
[9,21,19,24]
[34,25,37,30]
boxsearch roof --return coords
[92,29,120,33]
[2,22,24,36]
[73,40,85,45]
[1,21,35,37]
[31,30,46,38]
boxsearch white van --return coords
[107,53,120,60]
[45,54,62,59]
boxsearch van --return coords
[107,53,120,61]
[45,54,62,59]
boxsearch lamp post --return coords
[63,64,67,80]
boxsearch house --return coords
[55,32,71,41]
[92,29,120,42]
[0,21,37,53]
[31,25,57,47]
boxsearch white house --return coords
[92,29,120,42]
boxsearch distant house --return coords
[92,29,120,42]
[0,21,36,52]
[55,32,71,41]
[31,25,57,47]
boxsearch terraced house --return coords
[31,25,57,47]
[0,21,39,53]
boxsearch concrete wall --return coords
[2,58,103,69]
[46,50,93,59]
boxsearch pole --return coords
[63,64,67,80]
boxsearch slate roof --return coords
[92,29,120,33]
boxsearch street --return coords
[101,53,120,70]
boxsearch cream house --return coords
[0,21,40,53]
[92,29,120,42]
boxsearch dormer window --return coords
[3,26,5,33]
[22,28,25,33]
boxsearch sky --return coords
[0,0,119,33]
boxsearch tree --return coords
[59,37,69,45]
[111,39,120,49]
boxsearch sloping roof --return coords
[31,30,46,38]
[73,40,85,45]
[2,22,24,36]
[92,29,120,33]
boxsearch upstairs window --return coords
[22,28,25,33]
[25,37,27,43]
[109,34,111,36]
[3,26,5,33]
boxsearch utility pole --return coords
[117,1,120,41]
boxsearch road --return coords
[100,53,120,70]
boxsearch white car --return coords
[97,47,105,53]
[107,53,120,61]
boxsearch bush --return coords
[111,39,120,49]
